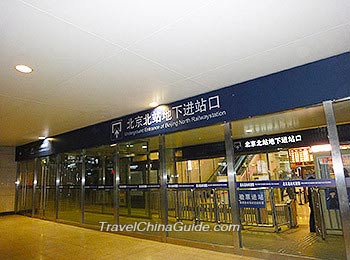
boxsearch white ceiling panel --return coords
[21,0,212,47]
[0,0,119,101]
[166,79,210,99]
[131,0,350,77]
[45,50,185,115]
[0,95,106,145]
[192,24,350,89]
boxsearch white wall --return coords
[0,147,16,213]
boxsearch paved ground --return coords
[0,215,259,260]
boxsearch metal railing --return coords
[168,188,295,231]
[168,188,232,224]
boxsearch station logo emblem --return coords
[111,120,123,140]
[233,141,242,151]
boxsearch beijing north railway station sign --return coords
[111,91,231,142]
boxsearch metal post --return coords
[15,162,20,213]
[81,150,86,224]
[224,122,242,249]
[24,161,28,214]
[159,134,169,238]
[213,189,220,223]
[198,160,202,183]
[266,153,279,232]
[102,156,106,214]
[32,158,38,217]
[42,158,47,218]
[114,147,120,225]
[323,100,350,260]
[55,154,60,221]
[145,142,151,218]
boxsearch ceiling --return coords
[1,0,349,146]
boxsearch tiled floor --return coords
[0,215,258,260]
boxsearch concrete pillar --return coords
[0,146,16,213]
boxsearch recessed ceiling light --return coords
[245,129,253,133]
[15,64,33,74]
[38,136,46,140]
[149,101,158,108]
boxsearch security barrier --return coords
[168,188,295,231]
[168,189,231,224]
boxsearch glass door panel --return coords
[118,137,162,236]
[17,161,27,214]
[57,152,82,223]
[44,156,58,220]
[33,158,45,218]
[84,146,115,226]
[165,124,233,246]
[24,160,34,216]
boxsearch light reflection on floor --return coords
[0,215,257,260]
[12,201,346,260]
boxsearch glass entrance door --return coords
[17,161,31,215]
[44,156,57,220]
[57,152,82,223]
[24,161,34,216]
[117,137,162,236]
[33,158,46,218]
[84,146,115,226]
[118,141,152,218]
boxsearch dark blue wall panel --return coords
[229,52,350,120]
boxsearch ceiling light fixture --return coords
[245,129,253,133]
[38,136,46,140]
[149,101,158,108]
[15,64,33,74]
[110,143,117,147]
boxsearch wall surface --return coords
[0,147,16,213]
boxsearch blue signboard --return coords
[237,179,336,189]
[238,189,266,208]
[167,182,229,189]
[85,185,113,189]
[111,91,231,142]
[118,184,160,189]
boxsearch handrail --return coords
[205,155,250,182]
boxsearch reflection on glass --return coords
[165,124,232,245]
[17,161,28,214]
[33,156,57,220]
[118,138,162,236]
[24,160,34,216]
[84,146,116,226]
[173,157,226,183]
[58,152,82,223]
[45,156,57,220]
